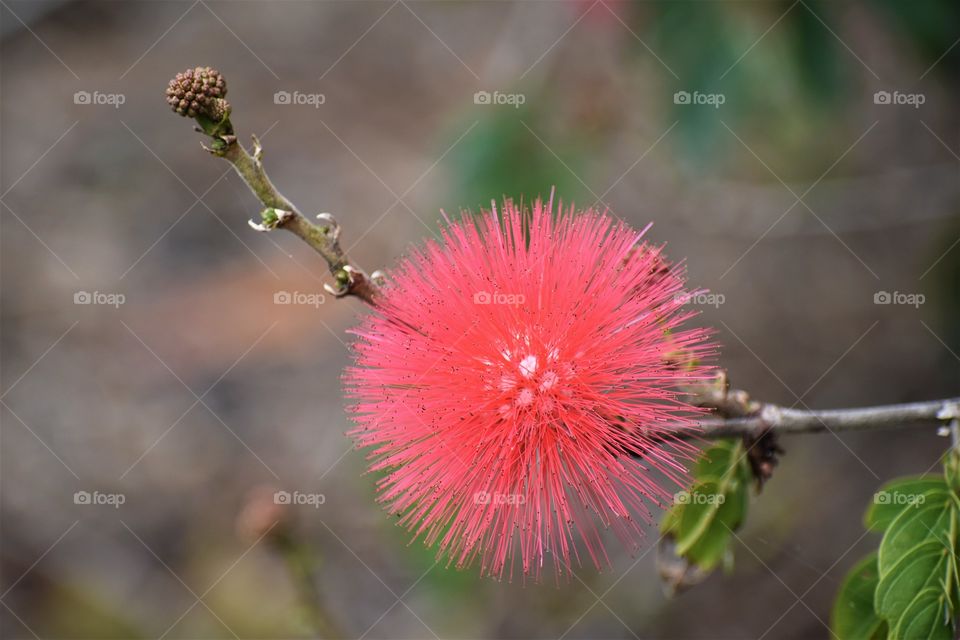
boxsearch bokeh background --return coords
[1,1,958,638]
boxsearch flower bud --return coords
[165,66,228,119]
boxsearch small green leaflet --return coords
[658,439,752,592]
[875,540,948,622]
[892,588,953,640]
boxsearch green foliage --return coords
[787,0,846,100]
[641,1,739,165]
[446,108,584,215]
[441,1,960,210]
[660,439,753,583]
[832,453,960,639]
[623,0,958,167]
[832,552,887,640]
[874,0,960,73]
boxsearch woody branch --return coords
[165,66,379,305]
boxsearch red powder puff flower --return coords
[345,195,715,582]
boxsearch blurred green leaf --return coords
[660,439,751,578]
[683,481,748,571]
[788,0,846,101]
[831,551,887,640]
[641,1,738,164]
[875,0,960,76]
[692,437,739,480]
[675,479,724,554]
[446,108,584,215]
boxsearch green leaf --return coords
[875,540,949,621]
[660,500,681,535]
[890,588,953,640]
[675,480,724,555]
[660,439,752,579]
[865,476,950,532]
[693,439,739,481]
[870,472,958,637]
[945,449,960,493]
[835,460,959,639]
[684,478,748,571]
[878,498,953,576]
[831,551,887,640]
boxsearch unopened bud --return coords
[165,66,228,119]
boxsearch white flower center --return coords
[518,354,538,378]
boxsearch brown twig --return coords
[163,67,376,301]
[688,372,959,440]
[218,135,380,305]
[697,397,960,439]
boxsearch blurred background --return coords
[1,1,958,638]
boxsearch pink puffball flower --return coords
[345,196,715,582]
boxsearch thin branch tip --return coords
[190,124,379,304]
